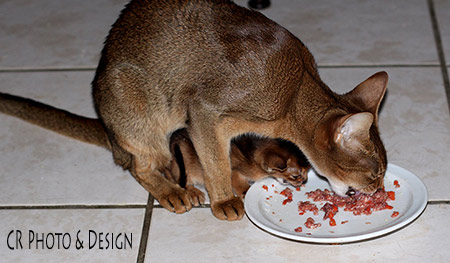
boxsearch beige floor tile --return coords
[0,71,148,205]
[0,0,438,69]
[0,208,144,263]
[235,0,438,66]
[0,0,128,69]
[145,205,449,263]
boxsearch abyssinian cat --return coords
[169,129,310,205]
[0,0,388,221]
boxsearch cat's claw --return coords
[157,186,192,214]
[185,185,206,206]
[211,197,244,221]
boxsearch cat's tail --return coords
[0,92,111,150]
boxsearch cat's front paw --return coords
[156,185,192,214]
[211,197,244,221]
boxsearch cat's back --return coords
[103,0,254,62]
[95,0,314,120]
[100,0,300,77]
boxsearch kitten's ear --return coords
[263,153,287,172]
[286,158,302,175]
[345,71,388,124]
[333,112,374,149]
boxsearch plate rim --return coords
[244,163,428,243]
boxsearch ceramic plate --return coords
[244,164,428,243]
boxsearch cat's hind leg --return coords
[94,64,191,214]
[169,129,206,207]
[131,152,192,214]
[112,128,192,214]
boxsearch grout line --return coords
[0,204,146,210]
[428,0,450,115]
[152,201,450,208]
[152,202,450,208]
[428,200,450,205]
[152,204,211,209]
[0,201,448,211]
[137,194,154,263]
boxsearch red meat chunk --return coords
[306,188,393,216]
[297,201,319,215]
[304,217,321,229]
[280,187,293,205]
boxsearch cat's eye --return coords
[277,164,287,170]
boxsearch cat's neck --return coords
[289,73,342,140]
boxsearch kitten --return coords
[169,129,310,205]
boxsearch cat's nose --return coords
[291,174,302,180]
[346,187,357,196]
[292,174,307,183]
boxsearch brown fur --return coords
[0,93,110,149]
[169,129,310,205]
[0,0,387,221]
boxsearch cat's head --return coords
[260,149,310,187]
[312,72,388,196]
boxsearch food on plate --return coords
[273,182,399,232]
[297,201,319,215]
[387,191,395,201]
[304,217,321,229]
[320,203,339,226]
[280,187,293,205]
[306,188,395,216]
[294,227,303,232]
[391,211,400,218]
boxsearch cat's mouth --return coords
[325,168,385,196]
[275,176,306,187]
[340,184,382,197]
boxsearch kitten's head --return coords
[260,147,310,187]
[311,72,388,196]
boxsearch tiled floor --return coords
[1,0,449,262]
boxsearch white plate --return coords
[244,164,428,243]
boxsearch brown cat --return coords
[169,129,310,205]
[0,0,387,221]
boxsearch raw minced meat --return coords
[306,188,395,216]
[271,184,398,232]
[297,201,319,215]
[304,217,321,229]
[320,203,338,226]
[320,203,338,220]
[391,211,400,218]
[280,187,293,205]
[294,227,303,232]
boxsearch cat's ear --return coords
[333,112,374,150]
[263,153,287,172]
[345,71,388,125]
[286,158,302,175]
